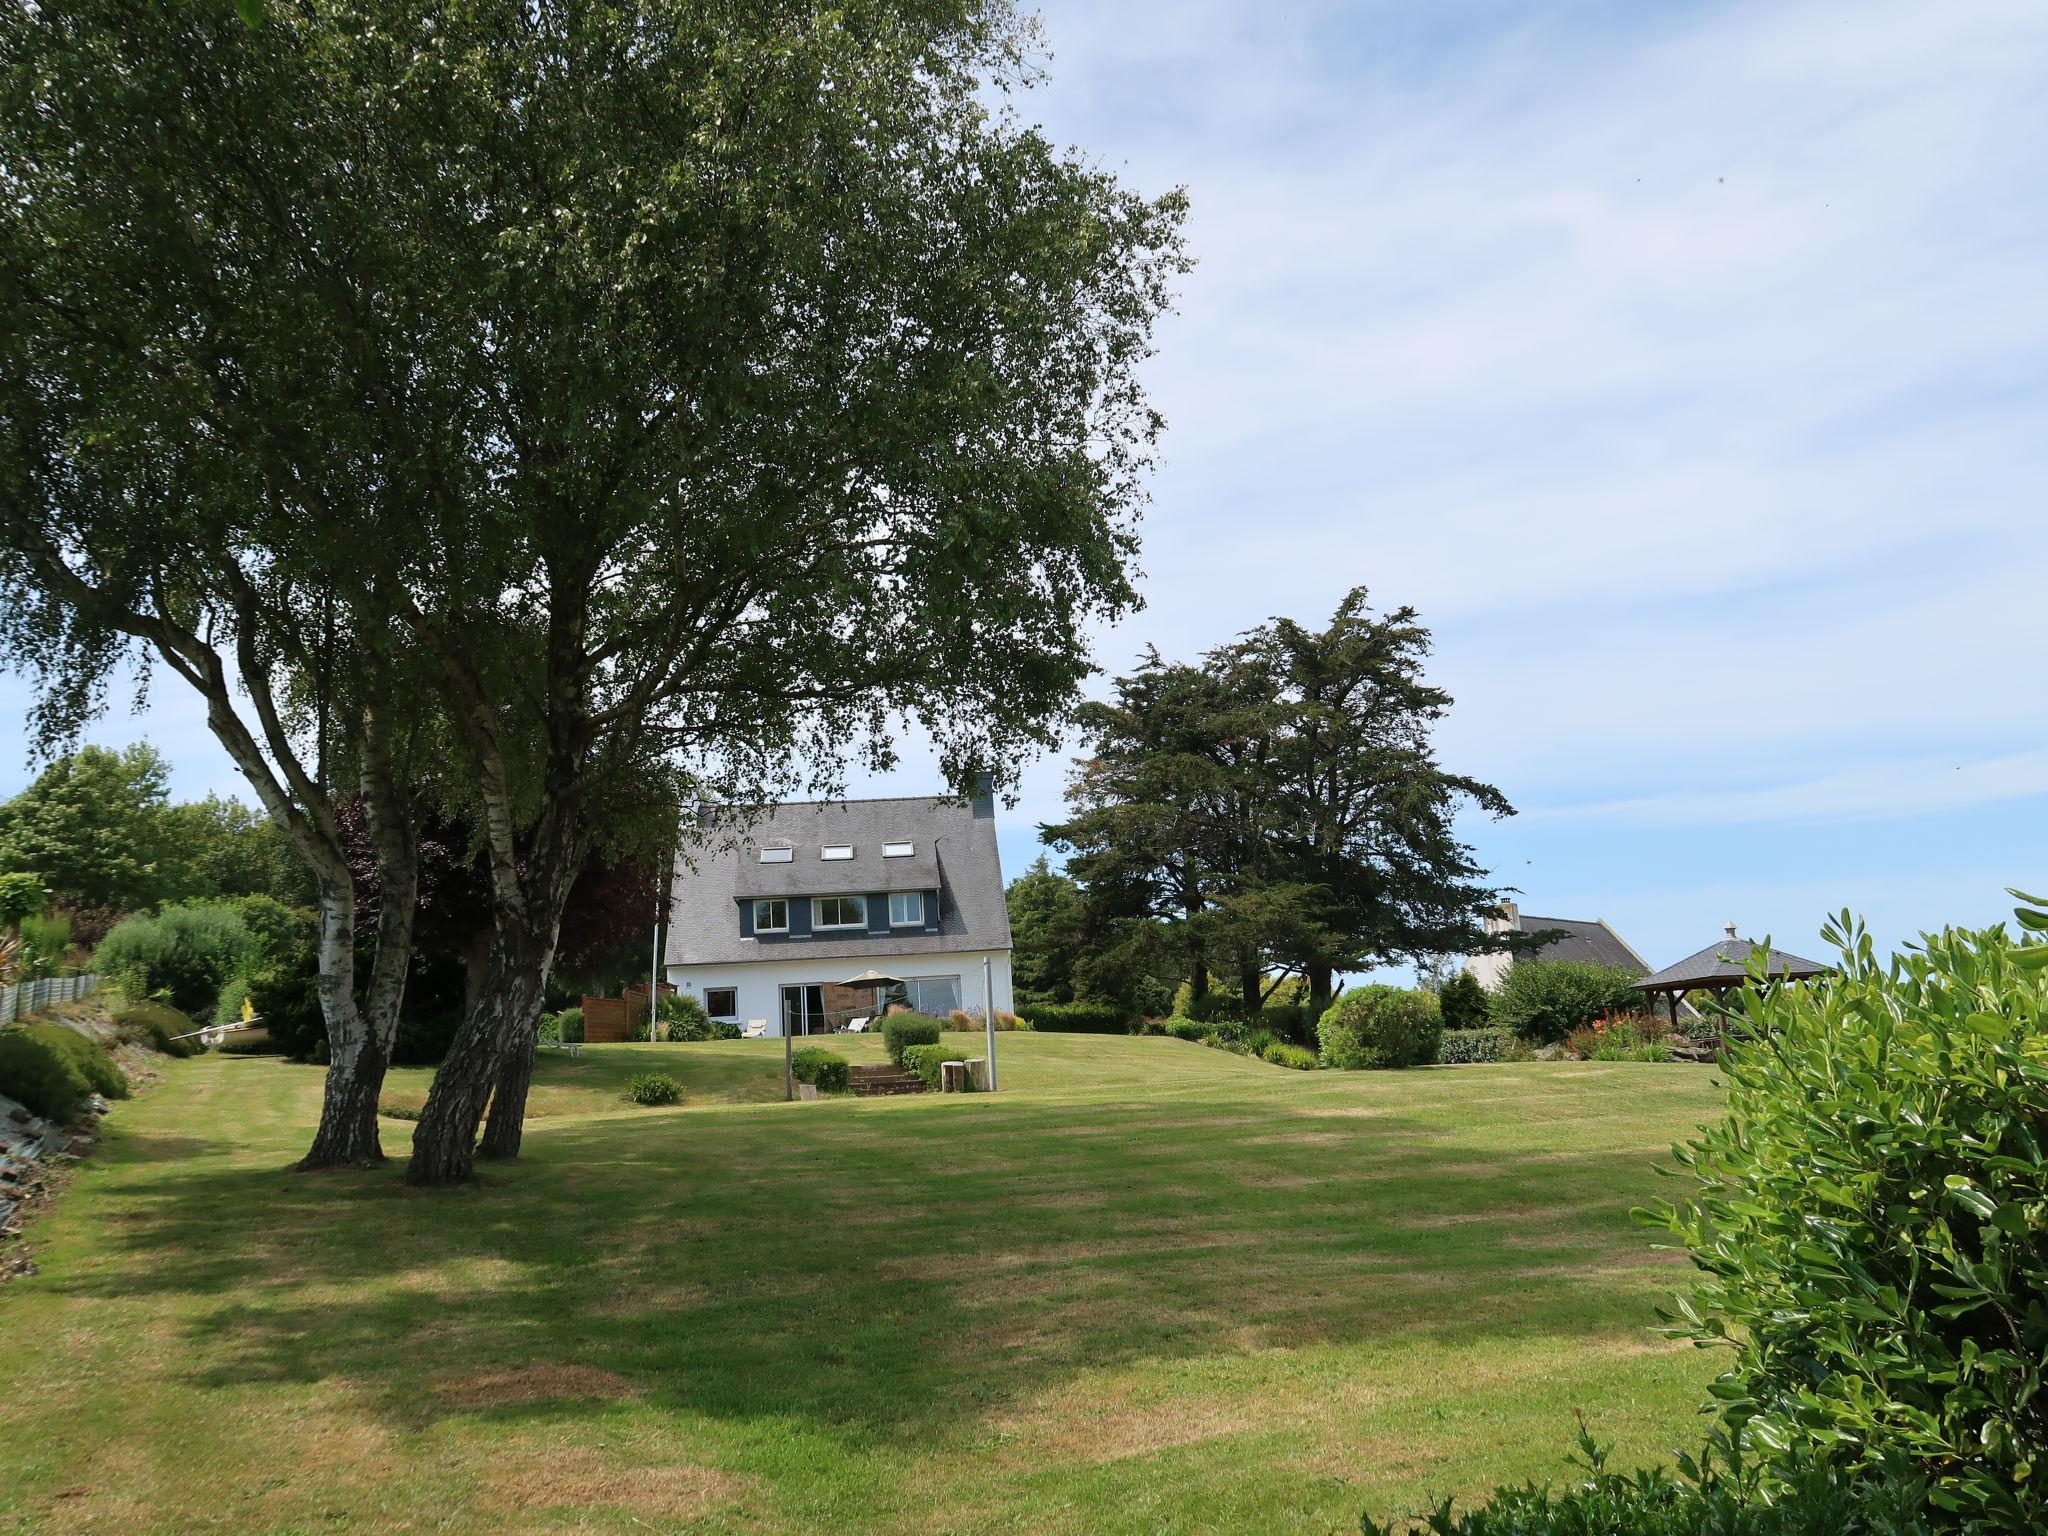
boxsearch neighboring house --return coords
[1463,901,1653,990]
[663,788,1013,1037]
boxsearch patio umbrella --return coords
[837,969,905,989]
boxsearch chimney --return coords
[1486,900,1519,937]
[1724,920,1738,941]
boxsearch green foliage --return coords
[1318,985,1441,1070]
[1361,1424,1935,1536]
[7,1020,126,1104]
[107,997,197,1059]
[0,1024,94,1120]
[1564,1015,1671,1062]
[625,1072,682,1107]
[790,1047,851,1094]
[903,1042,974,1089]
[377,1100,421,1122]
[1008,856,1087,1006]
[553,1007,584,1045]
[1439,1026,1522,1065]
[882,1013,946,1065]
[0,870,47,930]
[95,902,253,1015]
[1437,970,1489,1031]
[244,968,323,1061]
[0,744,178,912]
[658,990,713,1040]
[153,795,313,906]
[1641,904,2048,1530]
[15,909,73,979]
[1260,1040,1316,1070]
[1489,960,1643,1044]
[1164,1016,1214,1042]
[1017,1001,1134,1034]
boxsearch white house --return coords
[663,788,1014,1037]
[1463,901,1653,990]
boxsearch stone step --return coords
[848,1065,927,1097]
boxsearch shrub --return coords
[882,1012,945,1065]
[377,1100,421,1121]
[1636,905,2048,1528]
[0,1026,93,1121]
[1437,969,1490,1031]
[903,1041,974,1089]
[107,997,198,1058]
[790,1046,851,1094]
[1564,1014,1671,1062]
[537,1011,563,1044]
[1016,1001,1133,1034]
[554,1006,584,1044]
[1260,1040,1316,1070]
[0,1020,126,1113]
[95,903,251,1015]
[658,990,713,1040]
[245,967,324,1060]
[16,909,72,979]
[1163,1016,1214,1042]
[1439,1026,1524,1064]
[1489,958,1643,1044]
[1317,985,1440,1070]
[626,1071,682,1106]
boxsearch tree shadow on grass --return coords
[49,1087,1701,1452]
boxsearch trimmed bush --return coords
[377,1100,421,1121]
[1259,1040,1316,1070]
[1163,1016,1213,1042]
[882,1012,945,1065]
[1317,985,1440,1070]
[1016,1001,1133,1034]
[1437,969,1489,1031]
[95,902,251,1015]
[108,997,198,1059]
[0,1026,94,1121]
[554,1006,584,1044]
[1642,906,2048,1527]
[626,1071,682,1106]
[790,1046,851,1094]
[1440,1026,1520,1065]
[903,1041,974,1089]
[1489,958,1643,1044]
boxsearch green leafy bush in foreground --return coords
[1636,902,2048,1531]
[625,1072,682,1106]
[1318,985,1440,1070]
[790,1046,851,1094]
[882,1013,945,1065]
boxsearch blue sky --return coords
[7,0,2047,974]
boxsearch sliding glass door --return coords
[779,984,826,1037]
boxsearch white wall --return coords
[666,949,1014,1036]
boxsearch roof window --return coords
[820,844,854,860]
[882,841,913,857]
[757,843,794,863]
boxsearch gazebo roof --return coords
[1633,923,1830,994]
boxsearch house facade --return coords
[1463,901,1653,990]
[662,789,1014,1036]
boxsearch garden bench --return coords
[543,1039,582,1057]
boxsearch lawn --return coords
[0,1034,1724,1535]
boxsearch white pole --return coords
[649,886,662,1042]
[982,955,998,1092]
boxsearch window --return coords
[705,987,738,1019]
[888,891,924,927]
[820,844,854,861]
[903,975,960,1014]
[752,898,788,933]
[758,844,793,863]
[882,841,914,858]
[812,894,867,929]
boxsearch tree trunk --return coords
[1307,961,1334,1026]
[406,928,545,1186]
[479,1029,536,1160]
[297,882,385,1169]
[1238,954,1263,1024]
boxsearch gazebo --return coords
[1634,922,1831,1034]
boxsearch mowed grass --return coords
[0,1033,1724,1535]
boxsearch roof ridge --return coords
[712,793,969,810]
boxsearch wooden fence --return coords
[0,973,100,1026]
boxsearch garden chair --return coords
[742,1019,769,1039]
[844,1016,871,1033]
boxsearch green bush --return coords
[626,1071,682,1106]
[107,997,197,1058]
[790,1046,851,1094]
[1440,1026,1520,1065]
[1163,1016,1214,1042]
[0,1026,93,1121]
[16,909,73,979]
[377,1100,421,1121]
[245,967,323,1060]
[1641,904,2048,1528]
[903,1041,974,1089]
[1566,1014,1671,1062]
[1489,959,1643,1044]
[882,1012,945,1065]
[0,1021,126,1114]
[1437,969,1489,1031]
[1362,1425,1932,1535]
[537,1011,563,1044]
[1260,1040,1316,1070]
[95,902,251,1015]
[1317,985,1440,1070]
[553,1006,584,1044]
[1016,1001,1133,1034]
[658,990,714,1040]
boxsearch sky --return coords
[6,0,2047,975]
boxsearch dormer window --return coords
[753,899,788,933]
[820,844,854,861]
[758,843,793,863]
[882,841,913,857]
[813,895,867,929]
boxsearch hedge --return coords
[1016,1001,1133,1034]
[0,1021,126,1120]
[882,1013,945,1065]
[903,1042,974,1089]
[1318,985,1440,1070]
[790,1046,851,1094]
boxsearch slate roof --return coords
[1509,914,1652,975]
[1634,930,1830,992]
[665,794,1011,968]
